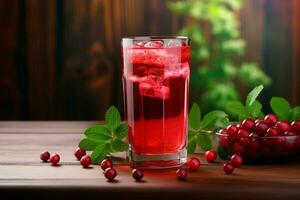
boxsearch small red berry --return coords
[254,119,264,124]
[223,163,234,174]
[219,129,227,135]
[40,151,50,162]
[250,139,260,150]
[241,119,255,131]
[264,114,278,126]
[275,121,291,133]
[238,129,250,138]
[176,168,188,180]
[266,127,280,137]
[205,150,217,163]
[74,148,86,160]
[132,169,144,181]
[80,155,91,168]
[249,132,259,140]
[104,167,117,180]
[226,124,238,136]
[230,154,243,167]
[254,122,269,135]
[233,143,245,154]
[101,159,113,170]
[283,130,297,136]
[236,124,242,129]
[50,153,60,166]
[291,121,300,132]
[187,157,200,171]
[239,137,251,146]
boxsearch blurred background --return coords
[0,0,299,120]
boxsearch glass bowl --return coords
[216,131,300,163]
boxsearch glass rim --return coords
[122,35,189,41]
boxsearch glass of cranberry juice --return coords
[122,36,190,169]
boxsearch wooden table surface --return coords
[1,121,300,200]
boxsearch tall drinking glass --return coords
[122,36,190,169]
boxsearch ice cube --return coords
[165,39,181,48]
[144,41,164,48]
[139,76,170,99]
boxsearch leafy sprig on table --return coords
[188,103,229,154]
[79,106,128,164]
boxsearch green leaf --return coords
[217,145,229,160]
[91,143,110,164]
[111,138,129,152]
[225,101,248,120]
[248,100,264,118]
[84,125,111,138]
[115,124,129,140]
[201,110,228,129]
[189,103,201,130]
[105,106,121,132]
[289,106,300,121]
[270,97,291,120]
[84,125,111,141]
[197,133,212,151]
[246,85,264,107]
[79,138,103,151]
[188,139,197,154]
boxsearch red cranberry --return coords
[264,114,278,126]
[250,139,260,150]
[74,148,86,160]
[205,150,217,163]
[230,154,243,167]
[275,121,291,133]
[104,167,117,180]
[266,127,280,137]
[50,153,60,166]
[239,137,251,146]
[101,159,113,170]
[187,157,200,171]
[40,151,50,162]
[219,135,229,150]
[283,130,297,136]
[254,122,269,136]
[238,129,250,138]
[272,138,285,147]
[132,169,144,181]
[249,132,259,140]
[219,128,227,135]
[233,143,245,154]
[254,119,264,124]
[241,119,255,131]
[223,163,234,174]
[226,124,238,136]
[176,168,188,180]
[80,155,91,168]
[236,124,242,129]
[291,121,300,132]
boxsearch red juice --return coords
[122,37,190,168]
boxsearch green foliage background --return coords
[167,0,271,113]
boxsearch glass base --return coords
[128,148,187,169]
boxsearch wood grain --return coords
[0,122,300,200]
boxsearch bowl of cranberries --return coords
[217,114,300,163]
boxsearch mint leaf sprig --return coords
[270,97,300,122]
[79,106,128,164]
[225,85,265,121]
[188,103,229,154]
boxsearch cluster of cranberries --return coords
[218,115,300,161]
[40,151,60,166]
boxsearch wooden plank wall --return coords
[0,0,299,120]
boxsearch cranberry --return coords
[226,124,238,136]
[40,151,50,162]
[223,163,234,174]
[219,135,229,150]
[254,122,269,135]
[264,114,278,126]
[233,143,245,154]
[283,130,297,136]
[291,121,300,132]
[272,138,285,147]
[187,157,200,171]
[219,128,227,135]
[205,150,217,163]
[101,159,113,170]
[254,119,264,124]
[236,124,242,129]
[241,119,255,131]
[50,153,60,166]
[176,168,188,180]
[238,129,250,138]
[132,169,144,181]
[74,148,86,160]
[266,127,280,137]
[250,139,260,150]
[80,155,92,168]
[249,132,259,140]
[104,167,117,180]
[239,137,251,146]
[230,154,243,167]
[275,121,291,133]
